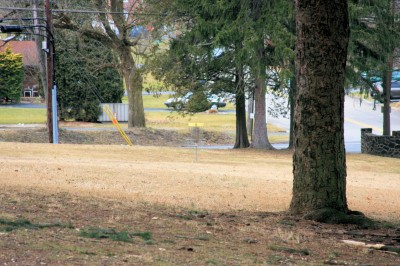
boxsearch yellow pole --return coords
[103,105,133,146]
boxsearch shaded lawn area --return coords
[0,143,399,265]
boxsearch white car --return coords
[164,92,193,110]
[164,92,226,110]
[372,80,400,101]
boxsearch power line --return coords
[0,6,165,16]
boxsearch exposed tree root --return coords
[303,208,375,228]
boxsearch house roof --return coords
[0,40,39,66]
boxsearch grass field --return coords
[0,108,46,124]
[0,97,287,143]
[0,94,235,124]
[144,112,287,142]
[0,142,399,265]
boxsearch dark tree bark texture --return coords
[120,45,146,128]
[234,92,250,148]
[251,39,274,150]
[290,0,349,214]
[288,75,296,150]
[382,57,393,136]
[251,74,273,149]
[234,69,250,148]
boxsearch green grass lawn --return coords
[0,108,46,124]
[0,97,285,141]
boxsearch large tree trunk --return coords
[251,76,273,149]
[247,92,254,138]
[382,56,393,136]
[234,69,250,148]
[290,0,349,215]
[251,38,274,149]
[120,46,145,128]
[250,0,273,149]
[234,92,250,148]
[288,75,296,150]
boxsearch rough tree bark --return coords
[246,92,254,138]
[290,0,350,216]
[382,0,397,136]
[382,57,393,136]
[251,39,274,149]
[119,45,146,127]
[250,0,274,149]
[234,67,250,149]
[288,75,296,149]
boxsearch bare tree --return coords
[56,0,149,127]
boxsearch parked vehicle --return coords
[371,80,400,101]
[164,92,226,110]
[207,94,227,109]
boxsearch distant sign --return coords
[188,123,204,127]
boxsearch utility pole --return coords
[32,0,39,35]
[34,0,48,117]
[45,0,53,143]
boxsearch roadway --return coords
[268,95,400,153]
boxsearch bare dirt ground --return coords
[0,138,400,264]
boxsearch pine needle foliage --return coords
[145,0,295,96]
[55,32,124,122]
[348,0,400,89]
[0,47,24,102]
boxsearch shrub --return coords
[187,92,210,112]
[0,47,24,102]
[56,32,124,122]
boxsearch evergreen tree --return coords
[0,47,24,102]
[55,33,123,122]
[145,0,294,149]
[348,0,400,135]
[228,0,294,149]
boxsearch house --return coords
[0,40,40,97]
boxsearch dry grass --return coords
[1,142,400,265]
[1,142,399,220]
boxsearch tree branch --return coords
[54,12,116,49]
